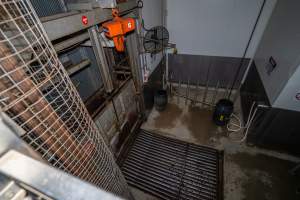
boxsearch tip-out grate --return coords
[121,130,223,200]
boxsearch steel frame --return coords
[88,26,114,93]
[41,0,137,41]
[126,31,146,114]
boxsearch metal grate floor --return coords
[121,130,223,200]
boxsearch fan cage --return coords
[0,0,130,198]
[143,26,169,53]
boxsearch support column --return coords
[88,26,114,93]
[126,32,146,114]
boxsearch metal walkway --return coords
[121,130,223,200]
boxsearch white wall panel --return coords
[254,0,300,105]
[166,0,275,58]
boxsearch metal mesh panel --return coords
[0,0,131,198]
[30,0,66,17]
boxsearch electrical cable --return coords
[227,113,242,132]
[227,102,258,142]
[141,18,151,31]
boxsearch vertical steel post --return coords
[194,79,200,103]
[178,78,181,104]
[186,78,190,105]
[202,65,211,108]
[126,31,145,114]
[126,32,143,91]
[212,81,220,105]
[88,26,114,93]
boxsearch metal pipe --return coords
[177,78,181,104]
[122,165,217,198]
[127,151,217,181]
[173,91,215,107]
[123,155,217,186]
[131,143,218,172]
[212,81,220,105]
[130,142,218,171]
[228,0,267,98]
[141,129,218,154]
[123,167,217,200]
[121,130,222,200]
[134,138,218,164]
[124,175,176,200]
[224,82,231,99]
[185,77,190,105]
[132,142,218,168]
[136,134,218,160]
[194,79,200,102]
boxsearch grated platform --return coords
[121,130,223,200]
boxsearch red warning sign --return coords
[82,16,88,25]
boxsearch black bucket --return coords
[154,90,168,111]
[213,99,234,126]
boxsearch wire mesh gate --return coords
[0,0,131,198]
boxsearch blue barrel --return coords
[213,99,234,126]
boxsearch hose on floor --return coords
[227,102,259,143]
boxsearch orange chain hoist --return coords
[102,8,136,52]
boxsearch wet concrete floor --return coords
[136,97,300,200]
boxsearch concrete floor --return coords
[131,95,300,200]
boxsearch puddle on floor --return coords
[153,103,182,129]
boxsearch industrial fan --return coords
[143,26,171,53]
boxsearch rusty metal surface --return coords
[122,129,224,200]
